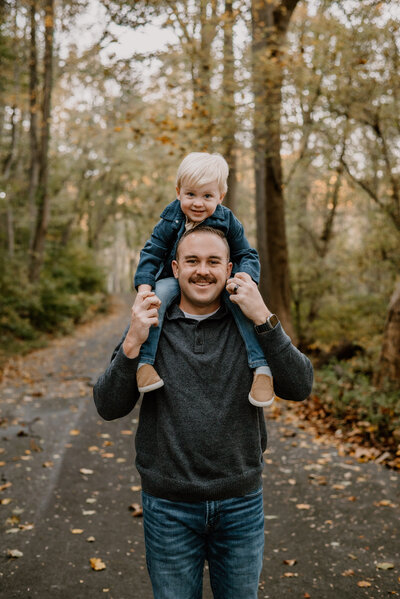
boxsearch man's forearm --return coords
[257,324,313,402]
[93,332,141,421]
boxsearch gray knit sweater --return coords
[93,302,313,502]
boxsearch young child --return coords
[134,152,275,407]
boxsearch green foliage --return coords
[0,246,107,362]
[313,357,400,446]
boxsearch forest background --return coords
[0,0,399,466]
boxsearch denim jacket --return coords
[134,199,260,289]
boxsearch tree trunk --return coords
[196,0,217,146]
[375,282,400,387]
[251,0,299,340]
[221,0,237,212]
[28,0,39,251]
[29,0,54,282]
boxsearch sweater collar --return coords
[166,299,228,321]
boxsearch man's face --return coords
[171,232,232,314]
[177,180,225,223]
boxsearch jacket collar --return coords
[160,199,226,223]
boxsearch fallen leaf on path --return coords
[88,446,99,452]
[71,529,84,534]
[129,503,143,517]
[283,559,297,566]
[86,536,95,542]
[283,572,298,577]
[90,557,106,571]
[80,468,94,475]
[304,594,311,599]
[376,562,394,570]
[19,523,34,531]
[342,570,355,576]
[121,430,133,435]
[1,498,12,505]
[83,510,96,516]
[101,453,114,459]
[130,485,141,492]
[357,581,372,587]
[296,504,311,510]
[348,553,358,560]
[7,549,23,558]
[42,461,54,468]
[0,482,12,492]
[69,429,80,436]
[374,499,396,508]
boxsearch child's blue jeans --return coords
[138,277,270,370]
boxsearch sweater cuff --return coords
[134,274,156,290]
[114,344,140,374]
[255,322,292,357]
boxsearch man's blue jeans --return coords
[142,488,265,599]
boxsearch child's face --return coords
[177,180,225,223]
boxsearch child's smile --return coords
[177,181,225,223]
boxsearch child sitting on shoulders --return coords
[134,152,275,407]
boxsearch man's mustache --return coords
[190,275,217,284]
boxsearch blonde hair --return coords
[176,152,229,194]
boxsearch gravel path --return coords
[0,297,398,599]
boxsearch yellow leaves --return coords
[71,529,84,534]
[69,429,80,436]
[130,485,141,492]
[374,499,396,508]
[342,569,355,576]
[376,562,394,570]
[129,503,143,517]
[121,430,133,436]
[80,468,94,475]
[283,559,297,566]
[0,482,12,492]
[42,461,54,468]
[141,175,152,186]
[357,580,371,588]
[7,549,23,558]
[1,498,12,505]
[296,503,311,510]
[90,557,106,571]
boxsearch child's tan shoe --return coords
[137,364,164,393]
[248,373,275,407]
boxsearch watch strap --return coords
[254,314,279,333]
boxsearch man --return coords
[93,226,313,599]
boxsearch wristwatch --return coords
[255,314,279,333]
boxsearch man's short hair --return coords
[175,226,230,261]
[176,152,229,195]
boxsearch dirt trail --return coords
[0,297,398,599]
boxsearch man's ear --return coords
[172,259,179,279]
[226,261,233,278]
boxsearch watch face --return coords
[269,314,279,328]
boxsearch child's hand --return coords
[123,291,161,358]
